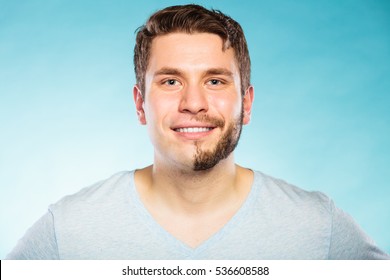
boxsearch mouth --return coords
[171,125,217,140]
[171,116,224,140]
[173,127,214,133]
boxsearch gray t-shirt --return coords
[6,170,389,259]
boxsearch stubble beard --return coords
[193,108,244,171]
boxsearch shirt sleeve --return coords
[6,210,60,260]
[328,201,389,259]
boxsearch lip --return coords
[171,123,217,140]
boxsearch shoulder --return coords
[250,170,334,237]
[251,171,389,259]
[253,170,331,212]
[49,171,134,214]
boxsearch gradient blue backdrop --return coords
[1,0,389,258]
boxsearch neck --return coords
[136,155,249,214]
[158,156,236,203]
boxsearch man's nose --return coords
[178,84,209,114]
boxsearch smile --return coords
[174,127,213,133]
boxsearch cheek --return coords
[144,95,175,129]
[211,94,242,118]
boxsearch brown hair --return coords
[134,4,251,98]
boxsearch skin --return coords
[133,32,254,248]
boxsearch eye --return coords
[208,79,222,86]
[163,79,181,86]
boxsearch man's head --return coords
[134,4,251,98]
[133,5,254,172]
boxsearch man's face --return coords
[134,32,253,171]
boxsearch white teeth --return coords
[176,127,212,133]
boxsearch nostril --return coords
[179,97,209,114]
[181,107,208,114]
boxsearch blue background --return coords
[1,0,389,258]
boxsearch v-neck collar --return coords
[128,170,259,258]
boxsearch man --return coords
[7,4,389,259]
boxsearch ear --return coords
[242,86,254,125]
[133,85,147,125]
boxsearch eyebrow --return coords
[204,68,234,77]
[153,67,234,78]
[154,67,183,77]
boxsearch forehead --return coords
[148,32,238,73]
